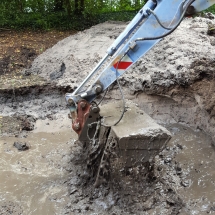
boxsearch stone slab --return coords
[100,100,172,166]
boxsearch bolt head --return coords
[74,122,80,131]
[95,84,102,94]
[68,98,75,106]
[80,101,86,109]
[92,106,100,113]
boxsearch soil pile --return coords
[29,17,215,89]
[27,16,215,140]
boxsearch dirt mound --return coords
[26,17,215,140]
[28,17,214,88]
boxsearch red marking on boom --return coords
[113,61,133,70]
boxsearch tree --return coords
[74,0,84,15]
[16,0,25,12]
[65,0,72,17]
[54,0,64,11]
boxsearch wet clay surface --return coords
[0,121,74,215]
[164,124,215,214]
[0,121,214,214]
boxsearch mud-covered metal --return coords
[92,101,172,187]
[71,100,101,142]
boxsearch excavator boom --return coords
[65,0,215,186]
[66,0,215,112]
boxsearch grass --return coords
[205,4,215,14]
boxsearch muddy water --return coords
[167,124,215,214]
[0,122,215,214]
[0,122,75,215]
[169,125,215,197]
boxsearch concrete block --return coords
[100,100,172,167]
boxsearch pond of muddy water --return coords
[166,124,215,214]
[0,122,214,214]
[0,122,75,215]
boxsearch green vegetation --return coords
[0,0,144,30]
[205,4,215,14]
[0,0,214,31]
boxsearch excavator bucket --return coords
[75,100,171,187]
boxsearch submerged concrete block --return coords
[100,100,172,167]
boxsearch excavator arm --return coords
[65,0,215,141]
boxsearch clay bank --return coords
[0,16,215,214]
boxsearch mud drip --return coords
[83,125,111,182]
[94,136,118,187]
[84,130,153,189]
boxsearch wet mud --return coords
[0,16,215,214]
[0,127,74,215]
[1,116,214,214]
[0,80,215,214]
